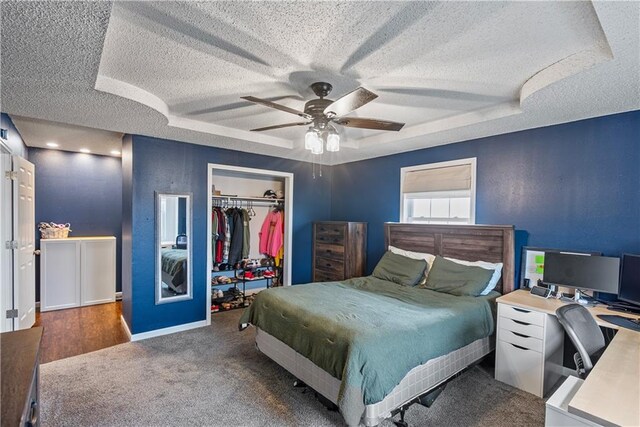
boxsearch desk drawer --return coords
[499,316,544,339]
[498,303,545,327]
[499,328,543,353]
[496,340,543,397]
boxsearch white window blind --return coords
[400,158,476,224]
[402,164,472,193]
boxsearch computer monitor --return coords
[618,254,640,306]
[543,252,620,294]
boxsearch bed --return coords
[240,223,515,426]
[160,248,188,293]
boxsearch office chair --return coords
[555,304,605,379]
[175,234,187,250]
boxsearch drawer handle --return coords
[325,263,331,267]
[511,332,530,338]
[512,307,531,313]
[510,343,529,351]
[512,320,531,326]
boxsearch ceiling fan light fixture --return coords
[326,130,340,152]
[310,136,324,155]
[305,127,319,150]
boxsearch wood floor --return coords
[34,301,129,364]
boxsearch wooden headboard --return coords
[384,223,515,294]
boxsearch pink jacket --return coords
[259,211,283,257]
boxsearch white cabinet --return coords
[40,237,115,312]
[495,302,564,397]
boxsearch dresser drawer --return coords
[314,242,344,261]
[315,224,346,245]
[315,256,345,275]
[496,339,543,397]
[499,316,544,339]
[499,328,543,353]
[498,303,545,327]
[313,270,344,282]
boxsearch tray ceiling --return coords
[1,1,638,164]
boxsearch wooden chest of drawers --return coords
[312,221,367,282]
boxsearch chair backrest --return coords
[175,234,187,250]
[556,304,605,377]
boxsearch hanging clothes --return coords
[259,210,284,258]
[212,207,226,265]
[228,208,244,266]
[241,209,251,259]
[222,210,232,264]
[275,209,284,267]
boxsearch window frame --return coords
[399,157,477,224]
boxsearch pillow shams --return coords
[422,256,494,296]
[388,245,436,268]
[445,257,503,295]
[372,251,428,287]
[388,245,435,286]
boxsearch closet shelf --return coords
[212,195,284,206]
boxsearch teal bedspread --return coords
[239,276,497,426]
[161,249,187,276]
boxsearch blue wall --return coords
[1,113,27,157]
[121,136,133,330]
[331,110,640,281]
[29,148,123,299]
[125,135,332,334]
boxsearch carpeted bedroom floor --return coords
[41,310,545,426]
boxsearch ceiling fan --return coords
[241,82,405,154]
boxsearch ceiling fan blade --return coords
[333,117,405,131]
[323,87,378,117]
[241,96,311,120]
[250,122,311,132]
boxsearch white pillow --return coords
[388,245,436,268]
[445,256,503,295]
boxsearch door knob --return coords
[33,249,41,256]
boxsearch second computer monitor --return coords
[543,252,620,294]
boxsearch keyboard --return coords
[597,314,640,332]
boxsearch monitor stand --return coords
[574,289,597,307]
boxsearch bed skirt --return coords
[255,327,494,426]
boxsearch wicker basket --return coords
[39,223,71,239]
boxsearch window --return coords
[160,196,179,245]
[400,158,476,224]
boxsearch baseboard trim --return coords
[120,314,132,341]
[128,319,207,342]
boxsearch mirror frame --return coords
[155,191,193,305]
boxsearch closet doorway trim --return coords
[206,163,294,326]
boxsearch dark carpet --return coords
[41,310,544,426]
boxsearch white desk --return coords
[496,290,640,427]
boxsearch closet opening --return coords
[206,164,293,324]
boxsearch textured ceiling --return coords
[1,1,638,165]
[10,115,123,156]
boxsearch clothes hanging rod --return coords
[212,195,284,203]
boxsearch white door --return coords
[13,156,35,330]
[0,151,13,332]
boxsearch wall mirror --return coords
[156,192,192,304]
